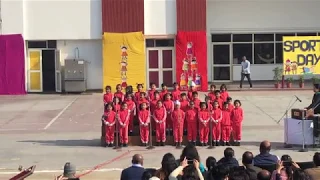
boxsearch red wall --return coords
[101,0,144,33]
[176,0,206,31]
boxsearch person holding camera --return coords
[271,155,300,180]
[169,157,204,180]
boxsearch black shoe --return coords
[201,143,204,146]
[237,142,241,146]
[110,143,114,147]
[119,143,123,147]
[215,142,219,146]
[184,130,187,135]
[226,142,230,146]
[193,142,197,146]
[204,143,207,146]
[129,131,133,136]
[161,142,165,146]
[156,142,160,146]
[123,143,128,147]
[221,142,225,146]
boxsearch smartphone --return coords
[283,161,292,166]
[187,160,193,165]
[67,178,80,180]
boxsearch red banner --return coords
[176,31,208,91]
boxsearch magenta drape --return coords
[0,34,26,95]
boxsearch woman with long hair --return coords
[154,153,178,180]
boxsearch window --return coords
[296,32,317,36]
[155,39,174,47]
[233,34,252,42]
[146,39,155,47]
[254,43,274,64]
[254,34,274,42]
[47,40,57,48]
[276,33,295,41]
[27,41,47,48]
[275,43,283,64]
[233,44,252,64]
[212,34,231,42]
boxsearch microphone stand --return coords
[299,110,308,152]
[277,96,301,148]
[114,111,121,150]
[208,111,214,149]
[147,104,155,150]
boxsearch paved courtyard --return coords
[0,90,319,179]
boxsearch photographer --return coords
[169,157,204,180]
[54,162,79,180]
[271,155,300,180]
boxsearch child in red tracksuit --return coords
[138,102,150,146]
[188,82,197,100]
[125,94,136,134]
[186,101,198,145]
[192,91,201,111]
[221,102,232,146]
[147,83,157,101]
[153,100,167,146]
[212,100,222,146]
[114,84,124,102]
[231,100,243,146]
[113,97,122,112]
[198,102,210,146]
[171,100,185,148]
[163,93,174,133]
[150,91,161,132]
[227,97,234,112]
[180,93,189,133]
[214,90,224,109]
[160,83,168,100]
[172,82,181,101]
[135,83,144,101]
[205,96,213,111]
[103,86,113,105]
[118,102,130,147]
[207,84,216,101]
[220,84,229,102]
[102,103,116,147]
[138,92,149,110]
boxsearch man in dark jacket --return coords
[306,84,320,114]
[120,154,145,180]
[254,141,279,166]
[242,151,262,180]
[218,147,239,169]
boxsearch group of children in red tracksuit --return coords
[101,82,244,148]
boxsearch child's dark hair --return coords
[104,102,113,111]
[154,90,160,96]
[192,91,198,96]
[200,102,208,109]
[105,85,111,91]
[205,95,210,101]
[125,86,133,95]
[125,93,133,99]
[140,92,146,96]
[163,93,172,101]
[227,97,232,101]
[136,83,144,89]
[121,102,128,106]
[161,83,167,88]
[181,93,187,97]
[150,82,156,87]
[116,84,121,88]
[220,84,227,91]
[139,102,147,110]
[234,99,242,106]
[214,90,220,94]
[210,84,216,89]
[157,100,163,104]
[223,102,229,106]
[213,100,219,105]
[113,97,122,105]
[173,82,178,86]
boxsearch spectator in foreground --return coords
[120,154,145,180]
[141,168,157,180]
[54,162,79,180]
[242,151,262,179]
[179,144,206,173]
[205,156,217,180]
[254,141,279,166]
[293,169,311,180]
[229,169,250,180]
[217,147,239,169]
[211,165,229,180]
[304,152,320,180]
[169,157,204,180]
[271,155,301,180]
[154,153,178,180]
[257,170,271,180]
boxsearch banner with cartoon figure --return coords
[176,31,208,91]
[283,36,320,75]
[103,32,146,92]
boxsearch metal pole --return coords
[284,109,292,148]
[208,111,214,149]
[114,111,121,150]
[299,110,308,152]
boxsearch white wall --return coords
[207,0,320,32]
[24,0,102,40]
[1,0,24,35]
[144,0,177,35]
[57,40,102,90]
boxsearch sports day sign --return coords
[283,36,320,75]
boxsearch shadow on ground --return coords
[18,139,101,147]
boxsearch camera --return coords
[283,161,292,166]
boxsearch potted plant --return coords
[299,75,304,88]
[312,76,319,84]
[273,67,282,88]
[286,77,293,88]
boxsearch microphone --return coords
[295,95,302,102]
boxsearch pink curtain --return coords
[0,34,26,95]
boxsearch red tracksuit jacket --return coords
[207,103,213,111]
[118,109,130,125]
[180,100,189,112]
[114,91,124,102]
[212,108,222,122]
[103,93,113,104]
[171,90,181,101]
[160,90,168,100]
[147,90,156,101]
[163,100,174,114]
[138,98,149,108]
[187,90,197,100]
[138,109,150,124]
[186,108,197,122]
[214,98,224,109]
[171,109,186,125]
[126,100,136,114]
[198,110,210,125]
[193,98,201,110]
[228,104,234,112]
[221,109,231,126]
[207,92,216,101]
[104,111,116,125]
[150,99,159,113]
[231,107,243,123]
[153,107,167,123]
[134,91,143,102]
[220,91,229,102]
[113,104,121,112]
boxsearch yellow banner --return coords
[103,32,146,92]
[283,36,320,75]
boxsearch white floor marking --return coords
[43,97,78,130]
[0,128,27,131]
[0,168,157,174]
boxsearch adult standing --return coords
[240,56,253,89]
[120,154,145,180]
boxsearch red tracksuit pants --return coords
[105,126,115,144]
[233,123,242,141]
[187,121,197,142]
[173,122,184,142]
[119,124,129,144]
[140,126,149,143]
[156,122,166,142]
[212,123,221,141]
[166,115,172,129]
[221,126,232,142]
[199,123,209,143]
[128,114,134,132]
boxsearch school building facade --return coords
[1,0,319,93]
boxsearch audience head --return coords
[182,165,200,180]
[180,144,200,162]
[206,156,217,171]
[229,169,250,180]
[242,151,254,165]
[313,152,320,166]
[63,162,76,178]
[211,164,229,180]
[132,154,143,166]
[259,140,271,154]
[292,169,311,180]
[160,153,177,180]
[224,147,235,159]
[257,170,271,180]
[141,168,156,180]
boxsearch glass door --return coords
[212,44,232,81]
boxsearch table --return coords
[284,118,314,146]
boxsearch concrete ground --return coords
[0,90,319,179]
